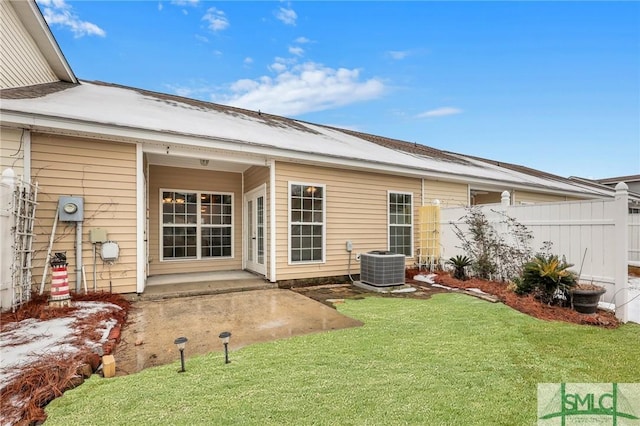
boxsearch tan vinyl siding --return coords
[513,190,584,204]
[473,192,502,205]
[0,127,24,177]
[274,162,422,281]
[148,165,243,275]
[244,165,269,192]
[31,134,137,294]
[0,1,58,89]
[423,180,468,207]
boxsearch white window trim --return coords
[159,188,234,262]
[288,181,326,265]
[387,190,414,256]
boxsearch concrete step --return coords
[137,279,277,301]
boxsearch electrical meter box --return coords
[101,241,119,262]
[89,228,108,243]
[58,196,84,222]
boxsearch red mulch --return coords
[0,292,130,426]
[0,292,130,328]
[421,270,619,328]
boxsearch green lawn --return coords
[46,293,639,425]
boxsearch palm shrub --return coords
[515,254,577,305]
[446,255,473,280]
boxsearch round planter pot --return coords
[571,287,606,314]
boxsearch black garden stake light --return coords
[174,336,188,373]
[218,331,231,364]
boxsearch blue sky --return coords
[37,0,639,180]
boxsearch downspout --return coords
[269,159,277,283]
[23,130,31,183]
[241,171,245,269]
[75,222,82,292]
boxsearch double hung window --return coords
[389,192,413,256]
[289,183,325,263]
[162,190,233,260]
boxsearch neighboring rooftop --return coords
[597,175,640,185]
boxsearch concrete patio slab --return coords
[114,289,363,375]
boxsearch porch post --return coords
[269,159,277,282]
[136,143,146,294]
[614,182,629,322]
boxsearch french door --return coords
[245,186,266,275]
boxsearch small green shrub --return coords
[446,255,473,280]
[515,254,577,304]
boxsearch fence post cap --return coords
[614,181,628,191]
[1,168,16,185]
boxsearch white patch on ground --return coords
[413,274,436,284]
[432,283,455,290]
[0,301,123,425]
[467,288,489,295]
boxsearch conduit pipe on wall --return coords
[76,222,82,293]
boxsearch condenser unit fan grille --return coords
[360,251,405,286]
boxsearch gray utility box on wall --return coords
[58,196,84,222]
[360,251,406,287]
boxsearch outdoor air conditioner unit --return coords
[360,251,406,287]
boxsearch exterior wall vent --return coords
[360,251,405,286]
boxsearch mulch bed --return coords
[426,270,620,328]
[0,292,130,426]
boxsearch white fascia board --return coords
[10,1,78,84]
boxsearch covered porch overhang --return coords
[137,142,278,294]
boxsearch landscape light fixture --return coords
[218,331,231,364]
[174,336,188,373]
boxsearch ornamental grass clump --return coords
[514,253,577,305]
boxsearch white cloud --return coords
[269,62,288,73]
[295,36,311,44]
[387,50,410,60]
[171,0,199,5]
[244,57,254,65]
[275,7,297,25]
[417,107,463,118]
[158,2,163,11]
[288,46,304,56]
[37,0,105,38]
[217,62,385,116]
[386,48,429,61]
[203,7,229,32]
[195,34,209,43]
[165,81,218,99]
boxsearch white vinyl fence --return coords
[439,183,636,323]
[630,213,640,264]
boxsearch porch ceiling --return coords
[146,153,255,173]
